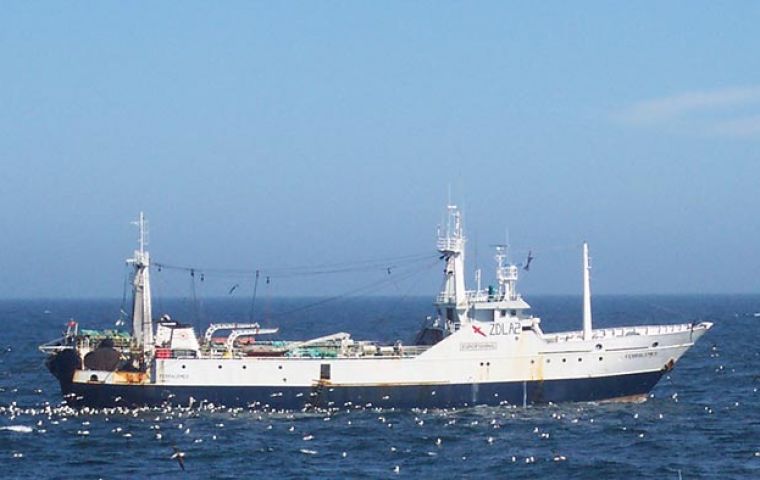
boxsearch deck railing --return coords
[544,323,696,343]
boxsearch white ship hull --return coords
[64,320,711,409]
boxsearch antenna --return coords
[472,228,479,276]
[505,228,511,262]
[132,212,149,255]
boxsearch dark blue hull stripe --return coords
[68,370,664,409]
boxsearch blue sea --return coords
[1,295,758,479]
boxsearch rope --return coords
[190,269,200,330]
[151,252,437,279]
[372,258,435,329]
[248,270,260,323]
[266,259,440,320]
[119,264,130,327]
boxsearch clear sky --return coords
[1,2,759,299]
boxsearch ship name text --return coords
[490,321,521,336]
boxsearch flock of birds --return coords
[1,380,756,476]
[1,339,758,476]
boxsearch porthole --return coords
[578,358,583,362]
[598,356,603,361]
[218,365,222,369]
[278,365,283,370]
[530,359,535,364]
[181,365,186,369]
[652,342,659,348]
[562,358,567,363]
[595,344,603,351]
[546,359,551,363]
[242,365,247,369]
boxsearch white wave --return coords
[1,425,33,433]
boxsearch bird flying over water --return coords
[171,446,185,470]
[228,284,239,295]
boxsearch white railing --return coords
[436,290,522,304]
[436,293,454,303]
[545,322,698,343]
[437,238,462,251]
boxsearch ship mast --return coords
[582,242,593,340]
[437,205,468,323]
[128,212,154,357]
[494,245,519,301]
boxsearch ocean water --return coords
[0,295,758,479]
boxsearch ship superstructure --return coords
[40,208,712,409]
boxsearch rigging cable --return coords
[151,252,437,280]
[118,264,130,328]
[148,252,441,320]
[154,263,165,319]
[248,270,260,323]
[266,258,440,320]
[190,269,200,331]
[373,256,436,331]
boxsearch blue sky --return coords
[1,2,759,298]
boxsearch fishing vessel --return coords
[40,208,712,409]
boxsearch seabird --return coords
[228,284,239,295]
[171,447,185,470]
[524,250,534,271]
